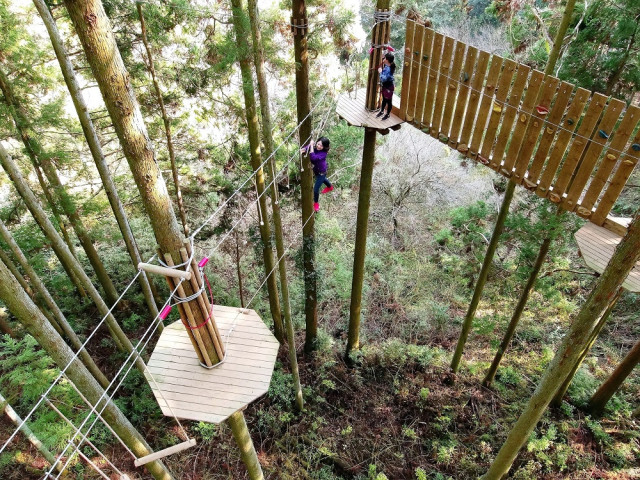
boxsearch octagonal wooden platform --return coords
[575,220,640,292]
[336,88,403,132]
[144,305,279,424]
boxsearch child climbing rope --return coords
[300,137,333,212]
[377,52,396,121]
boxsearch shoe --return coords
[382,113,390,120]
[321,186,334,194]
[376,110,384,118]
[314,202,320,212]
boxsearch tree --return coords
[32,0,159,320]
[0,66,120,306]
[482,210,640,480]
[248,0,303,408]
[0,255,173,480]
[292,0,318,352]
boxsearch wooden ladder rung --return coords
[134,438,197,467]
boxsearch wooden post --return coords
[451,179,516,373]
[345,0,391,359]
[227,410,264,480]
[292,0,318,352]
[551,290,621,406]
[588,335,640,416]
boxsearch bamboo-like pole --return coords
[551,290,621,406]
[346,0,391,359]
[588,335,640,416]
[451,180,516,372]
[227,410,264,480]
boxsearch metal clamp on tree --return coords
[290,15,308,36]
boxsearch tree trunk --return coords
[32,0,159,322]
[345,0,391,359]
[551,290,621,407]
[451,179,515,373]
[0,256,173,480]
[482,211,640,480]
[0,218,110,388]
[0,248,33,298]
[230,0,284,344]
[588,335,640,416]
[0,67,119,306]
[248,0,303,409]
[227,410,264,480]
[0,391,62,472]
[137,2,189,237]
[545,0,576,76]
[0,143,147,370]
[292,0,318,353]
[483,232,553,386]
[64,0,221,364]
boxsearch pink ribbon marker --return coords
[198,257,209,268]
[159,305,172,320]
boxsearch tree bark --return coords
[345,0,391,359]
[0,66,119,306]
[0,255,173,480]
[545,0,576,76]
[482,210,640,480]
[227,410,264,480]
[32,0,159,322]
[248,0,303,409]
[64,0,222,364]
[0,309,15,338]
[0,218,110,388]
[551,290,621,407]
[230,0,284,344]
[451,179,515,373]
[136,2,189,238]
[0,142,147,370]
[0,391,62,472]
[292,0,318,352]
[588,335,640,416]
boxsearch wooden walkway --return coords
[145,305,279,424]
[336,88,403,133]
[575,221,640,292]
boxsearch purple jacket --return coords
[306,145,328,175]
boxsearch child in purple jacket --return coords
[301,137,333,212]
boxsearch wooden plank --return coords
[405,23,424,122]
[134,439,197,467]
[430,35,454,137]
[412,25,433,125]
[501,70,545,173]
[366,13,386,110]
[422,32,444,129]
[592,127,640,225]
[399,18,416,118]
[468,55,503,160]
[147,360,271,385]
[526,81,574,184]
[439,39,466,138]
[580,105,640,212]
[512,75,561,182]
[449,46,477,147]
[551,93,608,201]
[489,64,530,169]
[458,50,490,150]
[563,98,626,212]
[536,87,591,197]
[479,58,516,161]
[148,376,267,402]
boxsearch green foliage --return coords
[194,421,219,442]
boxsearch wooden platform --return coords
[145,305,279,424]
[575,221,640,292]
[336,89,403,132]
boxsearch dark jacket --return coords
[306,145,328,175]
[380,65,395,88]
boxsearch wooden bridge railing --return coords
[400,20,640,236]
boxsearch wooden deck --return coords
[336,89,403,132]
[145,305,279,424]
[574,221,640,292]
